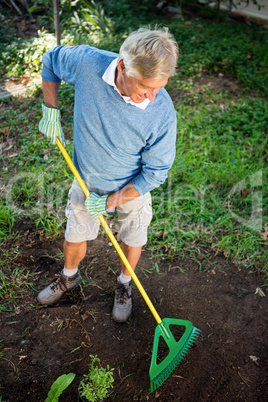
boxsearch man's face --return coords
[116,59,169,103]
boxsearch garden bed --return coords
[0,218,267,401]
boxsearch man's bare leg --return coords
[63,240,87,269]
[36,240,86,305]
[120,242,142,275]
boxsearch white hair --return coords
[119,27,179,79]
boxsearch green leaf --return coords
[28,6,42,12]
[45,373,75,402]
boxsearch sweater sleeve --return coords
[132,114,177,195]
[41,45,88,85]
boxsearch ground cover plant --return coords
[78,354,114,401]
[0,2,267,401]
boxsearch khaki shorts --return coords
[65,178,152,247]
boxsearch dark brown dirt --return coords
[0,218,267,402]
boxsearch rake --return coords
[56,138,201,392]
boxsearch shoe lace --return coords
[50,276,68,292]
[115,283,130,304]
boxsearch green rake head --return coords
[149,317,200,393]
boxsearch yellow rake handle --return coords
[57,138,162,325]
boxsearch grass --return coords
[148,92,267,271]
[0,266,38,311]
[170,19,268,97]
[0,205,17,244]
[0,84,74,234]
[0,4,267,300]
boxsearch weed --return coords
[138,265,154,278]
[79,354,114,402]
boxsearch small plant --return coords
[79,355,114,402]
[45,373,75,402]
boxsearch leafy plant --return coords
[0,29,75,78]
[79,355,114,401]
[45,373,75,402]
[82,1,115,35]
[27,0,82,29]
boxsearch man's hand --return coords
[39,103,66,146]
[85,193,114,219]
[106,180,140,210]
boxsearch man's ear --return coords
[117,58,126,75]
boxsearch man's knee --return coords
[64,240,87,248]
[122,242,142,251]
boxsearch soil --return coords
[0,217,267,402]
[1,13,267,401]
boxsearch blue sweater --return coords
[41,45,177,195]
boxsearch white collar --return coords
[102,57,150,110]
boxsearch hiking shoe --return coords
[112,277,132,323]
[37,270,81,305]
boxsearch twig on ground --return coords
[3,357,17,372]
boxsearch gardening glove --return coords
[84,193,114,219]
[39,103,66,146]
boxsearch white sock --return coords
[119,271,131,284]
[63,267,78,277]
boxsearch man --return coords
[37,27,178,323]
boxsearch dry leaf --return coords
[155,230,163,237]
[19,355,27,360]
[255,287,265,297]
[240,188,252,198]
[222,58,230,65]
[249,355,260,366]
[163,232,168,240]
[81,314,88,321]
[0,127,8,137]
[259,224,268,240]
[249,355,258,362]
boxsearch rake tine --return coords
[150,319,200,392]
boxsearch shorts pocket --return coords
[137,197,152,229]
